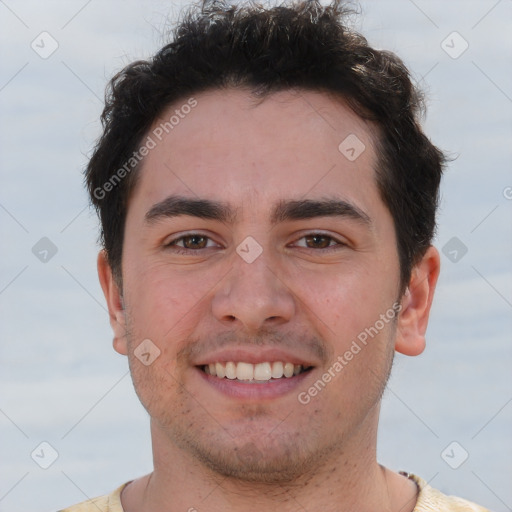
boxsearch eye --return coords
[293,233,344,250]
[165,234,218,251]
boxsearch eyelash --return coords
[165,234,218,255]
[165,233,346,255]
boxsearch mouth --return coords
[193,348,318,400]
[200,361,314,383]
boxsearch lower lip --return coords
[196,367,313,400]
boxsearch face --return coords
[100,88,437,483]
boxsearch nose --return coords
[211,250,296,332]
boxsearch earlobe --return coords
[395,246,440,357]
[97,250,128,356]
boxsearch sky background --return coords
[0,0,511,511]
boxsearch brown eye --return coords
[165,233,221,254]
[304,234,334,249]
[180,235,208,249]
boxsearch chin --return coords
[170,424,335,484]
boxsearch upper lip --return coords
[192,347,317,367]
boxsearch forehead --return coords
[130,88,381,218]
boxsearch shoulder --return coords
[57,483,128,512]
[406,473,491,512]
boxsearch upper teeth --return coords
[204,361,304,381]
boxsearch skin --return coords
[98,88,440,512]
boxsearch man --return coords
[61,0,490,510]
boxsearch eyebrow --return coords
[145,195,238,224]
[271,198,371,226]
[144,195,371,227]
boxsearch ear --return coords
[97,250,128,355]
[395,246,440,356]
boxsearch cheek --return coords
[124,264,214,343]
[298,264,399,408]
[299,264,396,346]
[124,288,198,421]
[127,351,184,422]
[323,320,396,413]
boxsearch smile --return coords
[202,361,312,382]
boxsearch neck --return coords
[121,413,418,512]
